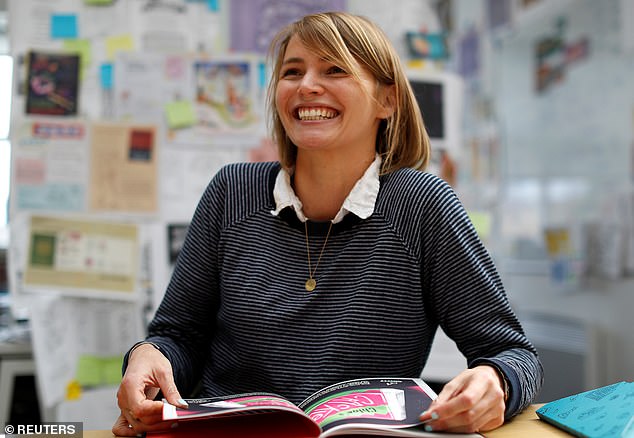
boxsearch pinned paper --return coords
[208,0,220,11]
[105,34,134,60]
[468,211,492,241]
[76,356,103,387]
[51,14,78,39]
[63,39,91,66]
[63,39,91,80]
[75,354,124,387]
[66,380,82,401]
[165,100,197,129]
[100,63,113,90]
[103,357,124,385]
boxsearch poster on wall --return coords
[114,52,193,123]
[229,0,346,53]
[10,119,89,213]
[25,50,80,116]
[193,57,258,133]
[89,122,158,214]
[23,215,140,298]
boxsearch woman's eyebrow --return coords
[282,57,303,65]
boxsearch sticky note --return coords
[65,380,82,401]
[165,100,197,129]
[63,39,91,80]
[63,39,91,65]
[51,14,78,39]
[105,34,134,60]
[100,63,113,90]
[258,61,267,89]
[75,355,103,387]
[468,211,492,240]
[84,0,114,5]
[207,0,220,11]
[103,357,124,385]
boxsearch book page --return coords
[298,378,435,434]
[160,393,320,438]
[162,393,304,421]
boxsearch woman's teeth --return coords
[297,108,337,120]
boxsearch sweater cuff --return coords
[469,357,521,420]
[121,340,164,375]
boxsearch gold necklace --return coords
[304,221,333,291]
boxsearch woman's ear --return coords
[377,84,396,119]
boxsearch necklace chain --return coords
[304,221,333,291]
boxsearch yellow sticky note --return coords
[165,100,197,129]
[66,380,82,401]
[407,59,426,69]
[106,34,134,60]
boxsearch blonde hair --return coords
[266,11,431,173]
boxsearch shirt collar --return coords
[271,154,382,224]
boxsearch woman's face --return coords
[275,35,391,157]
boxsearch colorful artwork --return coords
[194,59,257,132]
[26,51,80,116]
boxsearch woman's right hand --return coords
[111,343,188,436]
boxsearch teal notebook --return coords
[536,381,634,438]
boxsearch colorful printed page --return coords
[536,381,634,438]
[298,378,435,436]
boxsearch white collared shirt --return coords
[270,155,382,223]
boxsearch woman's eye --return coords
[281,68,301,77]
[327,66,347,75]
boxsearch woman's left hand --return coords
[419,365,506,433]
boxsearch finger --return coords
[432,384,505,433]
[154,368,188,409]
[126,398,165,427]
[421,385,489,431]
[433,378,463,404]
[111,413,138,437]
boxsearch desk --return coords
[84,405,570,438]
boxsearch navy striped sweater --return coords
[141,161,542,418]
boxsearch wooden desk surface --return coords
[84,404,570,438]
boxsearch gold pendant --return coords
[305,278,316,291]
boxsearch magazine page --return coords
[158,392,321,438]
[298,378,436,435]
[162,392,305,421]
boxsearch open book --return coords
[149,377,481,437]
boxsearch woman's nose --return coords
[297,71,323,96]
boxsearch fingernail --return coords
[177,398,188,407]
[431,411,440,420]
[424,425,433,432]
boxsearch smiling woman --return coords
[113,12,543,437]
